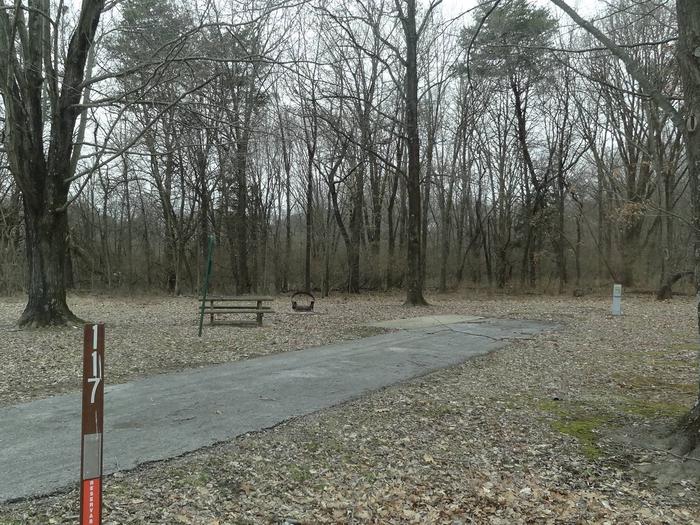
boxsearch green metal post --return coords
[198,235,216,337]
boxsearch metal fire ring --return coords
[291,291,315,312]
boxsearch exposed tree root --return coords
[18,301,83,328]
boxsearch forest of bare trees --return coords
[0,0,694,308]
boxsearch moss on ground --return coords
[538,399,569,416]
[669,342,700,352]
[537,400,610,459]
[537,377,694,460]
[535,396,688,459]
[551,417,607,459]
[165,466,211,488]
[605,346,697,424]
[623,399,689,419]
[612,373,697,397]
[612,342,696,371]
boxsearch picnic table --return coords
[201,296,274,326]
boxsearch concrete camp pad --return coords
[368,314,484,329]
[0,317,553,503]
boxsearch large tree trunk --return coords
[386,143,403,290]
[620,219,643,287]
[348,162,363,293]
[284,174,291,292]
[512,79,542,288]
[327,160,358,293]
[438,162,456,293]
[304,138,315,294]
[283,143,292,293]
[656,271,693,301]
[323,195,332,298]
[19,190,79,327]
[677,0,700,454]
[421,137,433,283]
[235,140,251,294]
[596,159,607,283]
[439,206,450,292]
[555,183,567,293]
[347,245,360,293]
[401,0,427,306]
[368,159,383,259]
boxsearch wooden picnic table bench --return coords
[201,295,274,326]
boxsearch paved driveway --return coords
[0,316,553,502]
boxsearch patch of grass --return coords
[623,399,689,419]
[537,399,569,416]
[365,467,387,484]
[191,470,211,485]
[304,440,320,453]
[167,467,210,488]
[538,400,610,459]
[656,359,696,370]
[622,350,668,359]
[320,437,346,454]
[551,417,607,459]
[669,342,700,352]
[0,518,26,525]
[166,467,189,487]
[614,374,656,390]
[613,373,697,395]
[614,347,695,369]
[288,465,311,483]
[671,383,697,395]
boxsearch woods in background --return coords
[0,0,692,300]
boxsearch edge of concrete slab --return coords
[367,314,484,330]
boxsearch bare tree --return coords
[396,0,444,305]
[0,1,105,326]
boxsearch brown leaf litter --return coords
[0,292,699,523]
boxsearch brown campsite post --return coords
[80,323,105,525]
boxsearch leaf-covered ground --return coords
[1,292,699,524]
